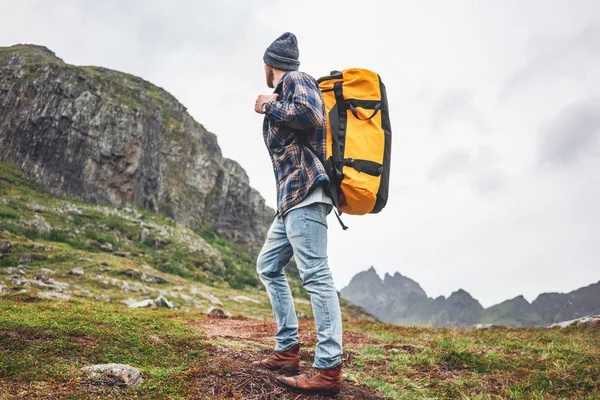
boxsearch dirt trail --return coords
[193,315,387,399]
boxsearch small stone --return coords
[207,306,232,317]
[155,295,175,309]
[473,324,493,329]
[152,239,168,248]
[39,268,55,275]
[549,315,600,328]
[129,299,154,308]
[140,273,168,284]
[297,312,308,319]
[230,295,260,304]
[120,269,135,278]
[207,306,225,316]
[139,228,150,243]
[69,268,85,276]
[33,244,51,251]
[20,254,46,263]
[100,261,110,266]
[2,267,18,275]
[37,291,71,300]
[79,257,93,262]
[148,335,164,344]
[0,240,11,254]
[100,243,113,252]
[190,286,223,306]
[81,363,144,387]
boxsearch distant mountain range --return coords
[340,267,600,327]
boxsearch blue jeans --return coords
[256,202,343,369]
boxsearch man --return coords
[252,32,343,397]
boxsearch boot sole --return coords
[274,379,340,397]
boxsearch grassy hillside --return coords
[1,294,599,399]
[0,160,314,311]
[1,162,600,399]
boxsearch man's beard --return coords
[266,67,274,88]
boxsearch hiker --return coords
[252,32,343,396]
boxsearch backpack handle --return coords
[348,101,381,121]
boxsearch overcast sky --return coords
[1,0,599,308]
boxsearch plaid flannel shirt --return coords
[263,71,330,217]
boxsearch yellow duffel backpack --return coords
[317,69,392,229]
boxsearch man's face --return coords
[265,64,274,89]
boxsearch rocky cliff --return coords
[0,44,272,248]
[341,266,600,327]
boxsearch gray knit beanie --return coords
[263,32,300,71]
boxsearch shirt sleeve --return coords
[265,73,326,130]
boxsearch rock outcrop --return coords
[0,44,272,248]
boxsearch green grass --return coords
[0,294,209,398]
[0,161,271,291]
[344,322,600,399]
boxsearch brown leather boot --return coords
[275,362,342,396]
[251,342,301,375]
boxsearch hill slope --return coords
[0,161,373,322]
[0,44,271,249]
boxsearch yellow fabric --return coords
[318,68,386,215]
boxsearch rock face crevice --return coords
[0,44,272,248]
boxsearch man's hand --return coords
[255,94,279,114]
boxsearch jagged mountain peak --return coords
[382,271,426,297]
[508,295,530,304]
[347,266,382,287]
[341,268,600,327]
[448,289,474,299]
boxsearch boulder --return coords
[19,254,46,263]
[128,299,154,309]
[69,268,85,276]
[0,239,11,253]
[100,243,113,252]
[37,291,71,300]
[139,228,150,243]
[207,306,232,317]
[230,295,261,304]
[549,315,600,328]
[39,268,55,275]
[155,295,175,309]
[190,286,223,306]
[81,363,144,387]
[141,273,168,284]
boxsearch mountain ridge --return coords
[341,266,600,327]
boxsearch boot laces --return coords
[305,367,321,381]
